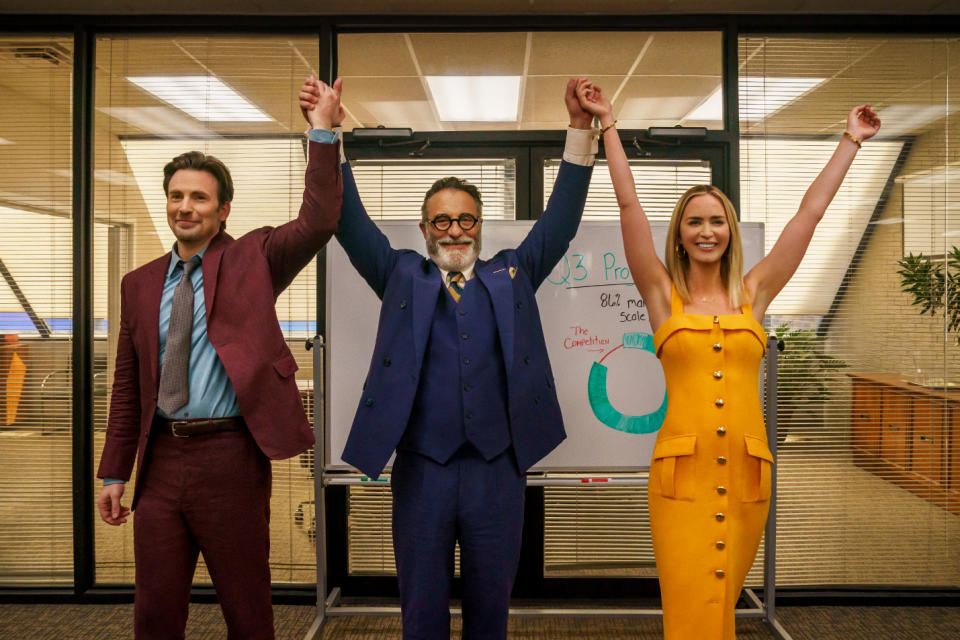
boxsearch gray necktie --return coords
[157,258,199,414]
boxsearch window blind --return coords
[0,34,75,586]
[544,158,712,221]
[350,158,516,221]
[740,34,960,588]
[901,166,960,257]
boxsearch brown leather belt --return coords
[155,415,245,438]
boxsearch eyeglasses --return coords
[427,213,481,231]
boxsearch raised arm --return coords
[576,82,672,329]
[516,77,594,289]
[262,76,343,295]
[744,104,881,316]
[299,76,398,298]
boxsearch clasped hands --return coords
[299,76,344,131]
[299,75,606,132]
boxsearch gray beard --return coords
[425,233,482,272]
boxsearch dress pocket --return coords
[742,434,775,502]
[650,435,697,500]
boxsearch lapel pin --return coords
[509,267,517,279]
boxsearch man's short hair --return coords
[421,176,483,222]
[163,151,234,230]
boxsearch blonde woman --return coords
[577,83,879,639]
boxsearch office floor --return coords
[1,602,959,639]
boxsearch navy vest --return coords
[398,277,512,463]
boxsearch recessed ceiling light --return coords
[51,168,139,186]
[127,76,271,122]
[684,77,827,123]
[425,76,522,122]
[98,106,213,135]
[739,77,826,120]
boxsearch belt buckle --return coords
[170,420,191,438]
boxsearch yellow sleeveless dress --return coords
[649,286,774,639]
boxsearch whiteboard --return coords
[325,220,765,471]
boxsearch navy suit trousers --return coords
[391,445,526,640]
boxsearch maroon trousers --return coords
[133,424,274,640]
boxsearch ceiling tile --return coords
[617,76,722,122]
[338,33,418,77]
[527,32,653,76]
[632,31,722,76]
[409,32,527,76]
[344,77,436,129]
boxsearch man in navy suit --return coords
[300,77,596,639]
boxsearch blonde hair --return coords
[664,185,745,309]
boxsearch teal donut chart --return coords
[587,332,667,434]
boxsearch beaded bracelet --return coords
[843,131,862,148]
[600,120,617,135]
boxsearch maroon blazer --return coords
[97,141,342,509]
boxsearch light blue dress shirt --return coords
[308,129,339,144]
[157,244,241,420]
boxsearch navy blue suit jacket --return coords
[338,160,592,479]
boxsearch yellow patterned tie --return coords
[447,271,465,303]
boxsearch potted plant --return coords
[773,324,848,444]
[897,247,960,343]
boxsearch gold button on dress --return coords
[649,285,774,639]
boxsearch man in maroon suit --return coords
[96,79,343,639]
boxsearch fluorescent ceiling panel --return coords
[685,77,826,122]
[739,77,826,121]
[98,106,213,136]
[127,76,271,122]
[425,76,521,122]
[51,168,139,187]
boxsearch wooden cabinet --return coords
[911,396,946,484]
[849,374,956,513]
[850,380,883,455]
[880,389,912,468]
[951,408,960,490]
[949,407,960,514]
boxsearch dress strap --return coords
[669,283,684,316]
